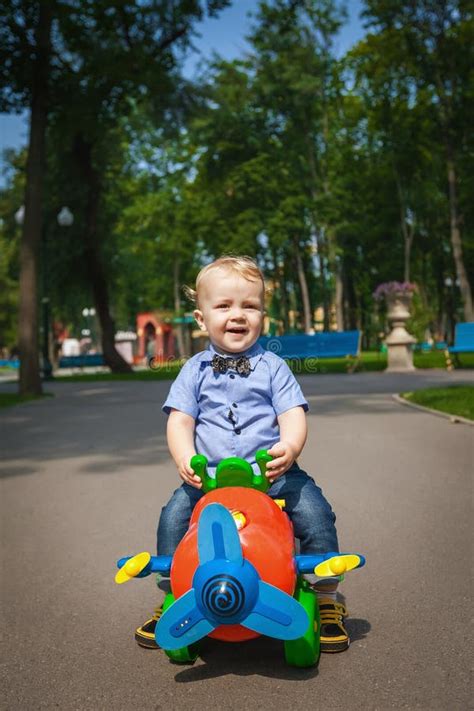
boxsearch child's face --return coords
[194,269,264,354]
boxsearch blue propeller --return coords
[156,503,309,650]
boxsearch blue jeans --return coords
[156,464,339,556]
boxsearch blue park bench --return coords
[58,354,105,368]
[259,330,361,372]
[1,356,105,370]
[413,341,447,353]
[0,359,20,369]
[445,322,474,370]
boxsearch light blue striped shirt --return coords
[163,342,308,471]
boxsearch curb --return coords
[392,394,474,427]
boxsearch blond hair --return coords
[184,255,265,305]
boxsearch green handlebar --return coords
[190,454,216,492]
[190,450,273,493]
[255,449,273,477]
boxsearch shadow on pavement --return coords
[171,617,370,682]
[346,617,371,643]
[0,464,38,479]
[0,381,171,475]
[172,636,319,682]
[1,372,471,475]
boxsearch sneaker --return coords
[135,605,163,649]
[318,598,350,653]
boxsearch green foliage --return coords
[0,149,25,351]
[406,292,436,343]
[402,385,474,420]
[0,229,19,350]
[1,0,472,349]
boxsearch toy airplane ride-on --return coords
[116,450,365,668]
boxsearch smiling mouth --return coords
[226,327,248,334]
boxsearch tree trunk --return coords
[395,174,415,283]
[75,134,132,372]
[397,193,415,281]
[446,150,473,321]
[434,260,447,341]
[319,244,330,331]
[321,109,339,331]
[293,238,313,334]
[401,208,414,284]
[335,259,344,331]
[18,3,53,396]
[344,265,358,331]
[173,256,187,358]
[304,127,331,331]
[279,254,290,333]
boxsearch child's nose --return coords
[230,307,245,320]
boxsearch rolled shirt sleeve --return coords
[270,357,309,416]
[162,359,199,419]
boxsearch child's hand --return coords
[178,458,202,489]
[266,441,297,482]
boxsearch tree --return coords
[361,0,473,321]
[0,0,230,394]
[0,150,27,353]
[249,0,348,331]
[188,2,349,333]
[112,128,204,356]
[1,2,53,394]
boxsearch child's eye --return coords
[216,303,229,309]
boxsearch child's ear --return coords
[194,309,206,330]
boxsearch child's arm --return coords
[167,409,202,488]
[266,406,307,481]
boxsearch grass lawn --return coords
[401,385,474,421]
[0,392,53,409]
[2,351,472,384]
[53,350,474,381]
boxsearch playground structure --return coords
[136,312,176,363]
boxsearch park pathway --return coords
[1,370,472,710]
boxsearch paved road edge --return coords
[392,393,474,427]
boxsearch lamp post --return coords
[81,307,97,352]
[15,205,74,379]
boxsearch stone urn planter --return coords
[374,282,417,373]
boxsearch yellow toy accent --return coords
[231,510,247,530]
[274,499,286,510]
[115,552,151,584]
[314,554,361,578]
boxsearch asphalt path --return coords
[1,369,473,710]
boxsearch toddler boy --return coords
[136,255,349,652]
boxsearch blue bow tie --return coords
[211,354,251,376]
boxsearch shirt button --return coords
[229,374,235,379]
[232,403,237,408]
[235,428,241,435]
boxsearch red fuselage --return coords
[170,487,297,642]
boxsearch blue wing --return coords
[243,581,310,640]
[197,503,243,565]
[155,589,215,650]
